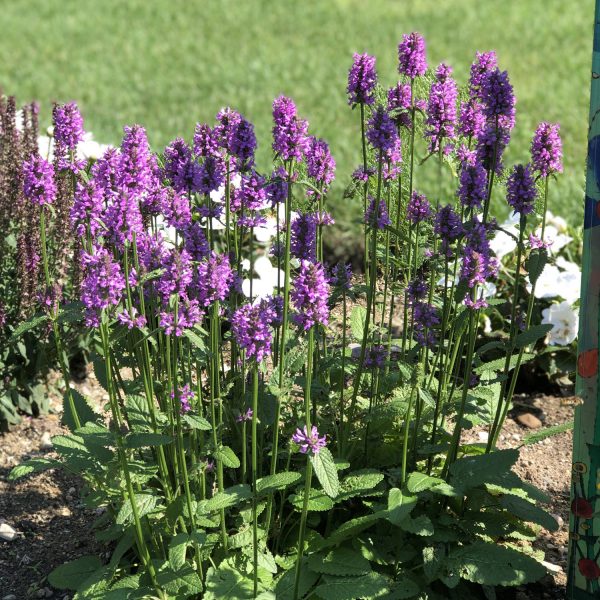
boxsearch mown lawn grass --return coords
[1,0,591,225]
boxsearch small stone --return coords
[0,523,19,541]
[101,393,109,401]
[477,431,489,443]
[3,594,17,600]
[40,431,53,450]
[542,560,563,573]
[511,433,521,441]
[516,412,543,429]
[550,513,564,528]
[68,487,76,495]
[57,506,71,517]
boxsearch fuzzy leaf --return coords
[387,488,417,525]
[514,324,554,349]
[183,413,212,430]
[274,561,319,600]
[116,493,158,525]
[350,306,367,341]
[183,328,207,351]
[406,472,444,494]
[124,394,153,432]
[48,556,103,590]
[9,313,48,341]
[289,488,334,512]
[8,458,59,481]
[256,471,302,495]
[308,547,371,576]
[157,561,203,596]
[526,248,548,286]
[522,421,573,445]
[449,449,519,491]
[168,533,189,571]
[338,469,384,501]
[62,389,102,432]
[214,445,241,468]
[377,577,420,599]
[499,494,558,531]
[204,563,255,599]
[202,484,252,513]
[314,572,390,600]
[125,432,173,448]
[311,447,340,498]
[315,511,387,550]
[448,541,546,586]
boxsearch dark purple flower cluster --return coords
[531,122,563,177]
[398,32,427,79]
[71,180,103,236]
[407,191,432,224]
[291,260,330,330]
[480,68,515,127]
[364,345,386,368]
[229,116,257,171]
[413,302,439,347]
[53,102,85,150]
[232,298,276,363]
[172,384,194,414]
[196,251,235,307]
[387,82,412,128]
[291,213,317,262]
[292,425,327,455]
[198,156,225,194]
[305,136,336,190]
[425,63,458,153]
[230,171,267,213]
[193,123,220,158]
[435,205,463,255]
[330,263,352,290]
[23,154,56,206]
[366,107,399,154]
[458,100,485,139]
[347,53,378,107]
[163,138,203,194]
[407,278,428,303]
[364,196,391,230]
[81,245,126,326]
[468,51,498,99]
[272,96,309,162]
[506,164,537,216]
[457,160,487,210]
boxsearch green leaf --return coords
[311,447,340,498]
[9,313,48,342]
[400,514,434,536]
[523,421,573,445]
[314,572,390,600]
[377,577,420,599]
[62,389,102,431]
[474,354,536,375]
[256,471,302,495]
[116,493,159,525]
[406,472,444,494]
[308,547,371,576]
[93,356,109,392]
[350,306,367,341]
[274,561,319,600]
[183,413,212,431]
[183,327,207,351]
[289,488,334,512]
[8,458,59,481]
[202,484,252,513]
[214,445,240,468]
[125,432,173,448]
[168,532,189,571]
[449,449,519,492]
[156,561,203,596]
[423,546,444,582]
[526,248,548,286]
[48,556,103,590]
[204,563,255,599]
[387,488,417,525]
[499,494,558,531]
[124,394,154,432]
[338,469,384,501]
[514,324,554,349]
[315,511,386,550]
[448,541,546,586]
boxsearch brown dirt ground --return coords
[0,373,575,599]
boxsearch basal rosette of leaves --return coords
[0,95,100,430]
[9,37,567,599]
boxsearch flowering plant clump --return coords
[10,36,571,599]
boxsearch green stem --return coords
[251,366,259,598]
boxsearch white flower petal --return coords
[541,301,578,346]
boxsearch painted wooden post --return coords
[567,2,600,597]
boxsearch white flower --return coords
[242,255,284,299]
[490,227,518,259]
[37,131,112,162]
[254,216,279,243]
[525,259,581,305]
[535,224,572,254]
[545,210,568,234]
[210,173,241,203]
[541,301,578,345]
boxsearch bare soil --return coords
[0,376,575,599]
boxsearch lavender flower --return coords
[197,156,225,194]
[193,123,220,158]
[215,107,242,151]
[175,384,195,414]
[364,345,386,368]
[407,278,428,303]
[330,263,352,290]
[531,122,563,177]
[183,221,210,261]
[305,136,336,190]
[347,53,378,107]
[159,297,201,336]
[291,213,317,262]
[232,299,276,362]
[272,96,309,162]
[480,68,515,128]
[237,408,253,423]
[425,63,458,153]
[71,180,103,236]
[387,82,412,128]
[81,245,126,326]
[230,171,267,212]
[292,425,327,455]
[366,107,399,154]
[52,102,85,150]
[229,115,257,170]
[435,205,463,255]
[407,191,432,224]
[291,260,330,330]
[266,170,288,206]
[468,51,498,99]
[22,154,56,205]
[117,307,146,329]
[476,123,511,174]
[413,302,440,347]
[398,32,427,79]
[364,196,391,230]
[119,125,155,191]
[163,138,203,194]
[459,100,485,139]
[164,190,192,229]
[506,164,537,216]
[457,160,487,210]
[196,252,234,307]
[156,249,193,303]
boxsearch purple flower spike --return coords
[291,212,317,262]
[272,96,309,162]
[364,345,386,369]
[196,252,234,307]
[366,107,399,154]
[387,82,412,128]
[407,191,432,224]
[232,299,276,363]
[457,160,487,210]
[330,263,352,290]
[171,384,195,414]
[305,136,336,190]
[435,205,463,255]
[480,68,515,128]
[23,154,56,205]
[364,196,391,230]
[193,123,220,158]
[347,52,378,107]
[52,101,85,150]
[229,115,257,171]
[291,260,330,330]
[413,302,440,348]
[163,137,203,194]
[531,122,563,177]
[506,164,537,217]
[237,408,253,423]
[425,63,458,154]
[398,32,427,79]
[292,425,327,455]
[459,100,485,139]
[468,51,498,99]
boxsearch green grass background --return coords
[1,0,592,224]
